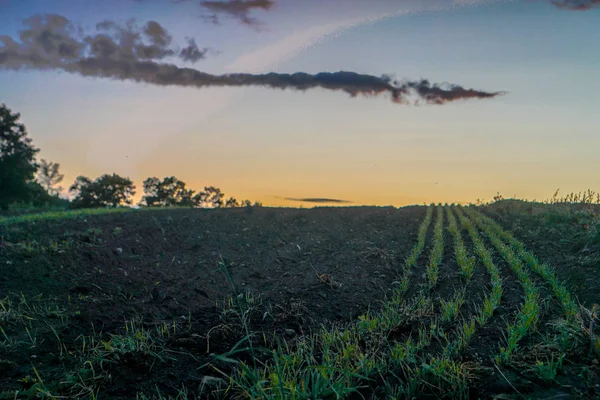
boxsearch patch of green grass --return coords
[0,206,193,226]
[0,207,135,226]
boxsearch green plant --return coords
[534,355,564,382]
[439,289,465,324]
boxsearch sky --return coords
[1,0,599,207]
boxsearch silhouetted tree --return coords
[25,181,69,208]
[69,173,136,208]
[197,186,224,208]
[240,199,252,207]
[36,159,64,196]
[141,176,196,207]
[0,104,39,210]
[225,197,239,208]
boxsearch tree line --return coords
[0,104,260,211]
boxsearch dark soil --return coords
[1,203,599,399]
[0,206,424,398]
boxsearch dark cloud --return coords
[178,37,209,62]
[285,198,353,204]
[551,0,600,10]
[1,14,504,105]
[0,14,205,72]
[135,0,274,28]
[200,0,275,27]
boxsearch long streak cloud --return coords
[0,14,505,105]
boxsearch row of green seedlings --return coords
[429,205,490,331]
[466,208,579,321]
[386,205,501,397]
[212,205,477,399]
[382,205,472,398]
[458,206,543,364]
[390,206,483,399]
[438,207,504,358]
[426,206,445,289]
[446,206,476,282]
[377,205,466,397]
[405,206,435,270]
[422,204,572,394]
[454,208,503,330]
[435,207,473,343]
[227,205,494,398]
[464,207,596,379]
[400,205,435,294]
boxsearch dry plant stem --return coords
[493,362,523,398]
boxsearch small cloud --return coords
[179,37,209,63]
[200,0,275,28]
[551,0,600,10]
[285,197,353,204]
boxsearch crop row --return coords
[426,206,445,289]
[218,204,583,398]
[465,208,579,321]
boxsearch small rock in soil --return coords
[114,247,123,255]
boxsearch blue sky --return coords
[1,0,599,205]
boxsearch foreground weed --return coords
[216,259,260,368]
[534,354,564,382]
[218,291,265,328]
[92,319,169,366]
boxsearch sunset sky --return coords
[1,0,599,207]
